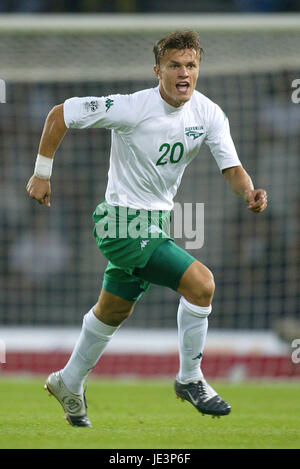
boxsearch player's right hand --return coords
[26,174,51,207]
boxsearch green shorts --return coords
[93,200,196,301]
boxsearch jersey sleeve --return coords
[204,103,241,171]
[63,94,136,132]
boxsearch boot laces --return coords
[195,380,209,400]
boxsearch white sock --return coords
[60,308,118,394]
[177,296,212,384]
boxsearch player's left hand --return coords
[246,189,268,213]
[26,174,51,207]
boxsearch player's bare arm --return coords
[26,103,67,207]
[222,165,267,213]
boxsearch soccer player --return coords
[26,31,267,427]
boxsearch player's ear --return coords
[153,65,160,79]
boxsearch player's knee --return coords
[199,271,215,303]
[95,304,134,327]
[180,263,215,306]
[94,293,135,327]
[105,309,133,327]
[190,275,214,306]
[97,308,133,327]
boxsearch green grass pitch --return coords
[0,376,299,449]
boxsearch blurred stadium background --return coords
[0,7,299,380]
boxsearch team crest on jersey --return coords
[84,100,99,112]
[185,126,204,140]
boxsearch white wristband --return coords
[34,154,53,180]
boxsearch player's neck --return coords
[158,86,187,109]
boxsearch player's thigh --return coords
[135,240,214,304]
[134,240,196,291]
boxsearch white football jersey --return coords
[63,86,241,210]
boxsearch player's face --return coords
[154,48,200,107]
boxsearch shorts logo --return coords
[105,98,114,112]
[185,126,204,140]
[84,100,99,112]
[140,240,149,250]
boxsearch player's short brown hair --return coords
[153,30,203,65]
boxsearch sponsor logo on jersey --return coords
[105,98,114,112]
[84,100,99,112]
[185,125,204,140]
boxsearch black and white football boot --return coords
[174,378,231,418]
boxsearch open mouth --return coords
[176,82,190,93]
